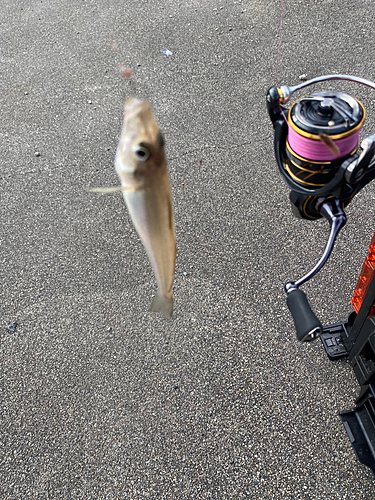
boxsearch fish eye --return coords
[132,144,151,162]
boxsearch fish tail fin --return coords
[151,292,173,319]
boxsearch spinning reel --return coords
[267,75,375,341]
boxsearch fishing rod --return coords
[266,74,375,341]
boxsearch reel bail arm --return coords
[277,74,375,104]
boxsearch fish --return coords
[318,133,340,157]
[115,97,176,318]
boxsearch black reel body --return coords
[267,75,375,340]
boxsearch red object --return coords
[351,231,375,314]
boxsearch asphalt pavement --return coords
[1,0,375,498]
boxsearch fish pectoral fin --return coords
[88,186,138,193]
[151,292,173,319]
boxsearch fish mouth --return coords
[125,97,150,119]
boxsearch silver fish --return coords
[115,98,176,318]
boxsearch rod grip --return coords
[286,288,323,341]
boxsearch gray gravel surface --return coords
[1,0,375,498]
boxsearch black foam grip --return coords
[287,289,323,341]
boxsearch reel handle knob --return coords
[286,287,323,341]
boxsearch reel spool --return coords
[267,75,375,341]
[286,91,365,219]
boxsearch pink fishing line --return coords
[288,124,361,161]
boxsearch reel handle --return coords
[286,288,323,341]
[285,198,345,341]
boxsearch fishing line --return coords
[275,0,286,87]
[117,63,137,95]
[272,2,364,175]
[112,41,138,96]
